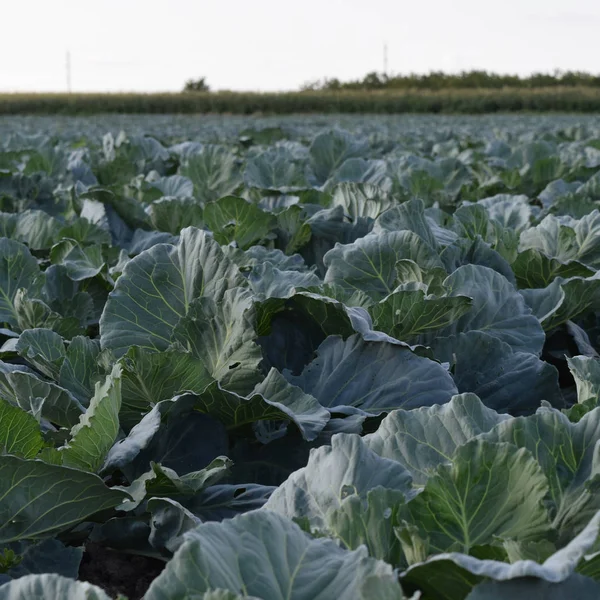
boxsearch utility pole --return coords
[66,50,72,93]
[383,42,388,77]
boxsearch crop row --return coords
[3,87,600,115]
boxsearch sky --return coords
[2,0,599,93]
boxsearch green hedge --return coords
[303,70,600,91]
[2,88,600,115]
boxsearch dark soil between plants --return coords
[79,542,165,599]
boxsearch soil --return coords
[78,542,165,599]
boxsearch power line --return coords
[66,50,72,93]
[383,42,388,76]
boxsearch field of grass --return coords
[2,86,600,115]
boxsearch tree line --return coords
[300,70,600,92]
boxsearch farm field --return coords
[1,113,600,598]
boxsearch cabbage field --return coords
[2,114,600,599]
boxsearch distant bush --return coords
[183,77,210,92]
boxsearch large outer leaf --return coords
[145,510,404,600]
[402,510,600,600]
[265,434,414,529]
[371,289,472,342]
[542,274,600,331]
[326,158,391,190]
[393,259,448,293]
[10,289,79,339]
[323,231,443,299]
[574,210,600,267]
[440,236,516,284]
[147,196,204,235]
[434,331,562,415]
[0,210,62,251]
[127,230,178,255]
[519,278,565,324]
[364,393,510,485]
[309,129,369,185]
[226,245,309,272]
[0,397,43,459]
[149,174,194,199]
[568,356,600,406]
[66,203,109,238]
[0,574,110,600]
[479,407,600,539]
[284,334,457,415]
[265,434,411,566]
[477,194,532,233]
[332,183,395,222]
[512,249,594,289]
[301,205,368,276]
[49,239,105,281]
[405,439,550,553]
[427,264,545,354]
[0,362,84,428]
[147,497,202,553]
[174,287,262,393]
[0,455,127,543]
[373,197,439,249]
[244,147,309,191]
[273,204,312,255]
[0,238,42,328]
[15,328,65,380]
[42,265,95,331]
[453,204,495,241]
[123,459,231,512]
[185,484,275,521]
[204,196,276,249]
[103,395,228,480]
[326,487,407,565]
[60,364,122,472]
[519,215,579,263]
[100,227,245,356]
[189,369,329,440]
[58,336,107,406]
[120,346,213,430]
[256,291,359,374]
[180,145,242,202]
[248,263,320,300]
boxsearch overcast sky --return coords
[2,0,599,93]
